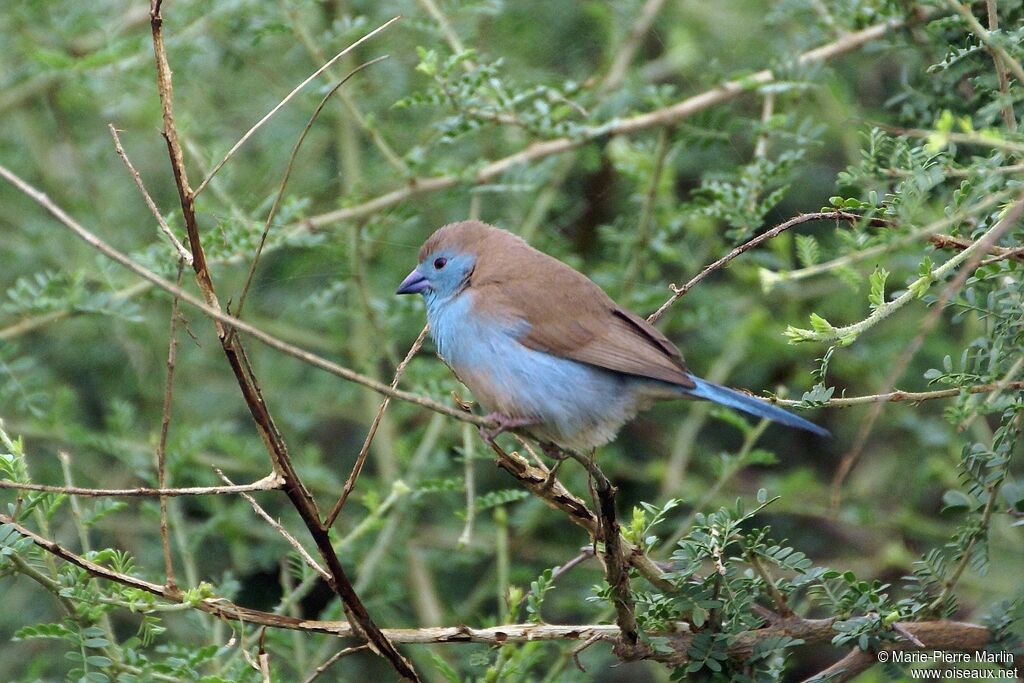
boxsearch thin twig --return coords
[325,325,429,527]
[108,124,192,264]
[623,126,672,295]
[929,233,1024,264]
[279,2,408,176]
[747,551,793,618]
[551,548,595,582]
[233,56,389,320]
[303,644,370,683]
[753,91,775,159]
[600,0,669,93]
[156,261,185,590]
[192,16,400,197]
[648,211,888,324]
[416,0,473,69]
[928,468,1005,612]
[769,379,1024,409]
[763,191,1012,290]
[984,0,1017,131]
[572,633,604,672]
[872,123,1024,154]
[216,470,329,582]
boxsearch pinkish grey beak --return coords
[396,268,429,295]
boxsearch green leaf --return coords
[868,267,889,310]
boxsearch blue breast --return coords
[424,291,654,450]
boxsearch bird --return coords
[396,220,828,453]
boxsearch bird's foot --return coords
[479,413,536,444]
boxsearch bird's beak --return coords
[396,268,429,295]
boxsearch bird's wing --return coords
[471,249,694,388]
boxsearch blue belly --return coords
[425,291,659,450]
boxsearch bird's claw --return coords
[479,413,535,443]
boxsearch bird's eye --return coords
[433,257,448,270]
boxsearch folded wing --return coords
[471,245,694,388]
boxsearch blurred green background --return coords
[1,1,1022,681]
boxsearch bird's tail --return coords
[685,376,829,437]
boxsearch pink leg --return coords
[479,412,537,443]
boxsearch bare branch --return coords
[304,644,370,683]
[108,124,192,264]
[326,325,428,527]
[192,16,400,197]
[648,211,889,324]
[216,469,329,583]
[233,56,389,320]
[148,3,416,677]
[0,473,284,497]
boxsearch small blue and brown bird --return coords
[397,221,827,452]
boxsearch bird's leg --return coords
[478,413,536,444]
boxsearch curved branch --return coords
[647,211,888,324]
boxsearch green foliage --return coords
[1,0,1022,680]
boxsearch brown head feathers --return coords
[418,220,528,263]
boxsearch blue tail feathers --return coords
[686,376,830,437]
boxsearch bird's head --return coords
[397,220,530,303]
[395,246,475,302]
